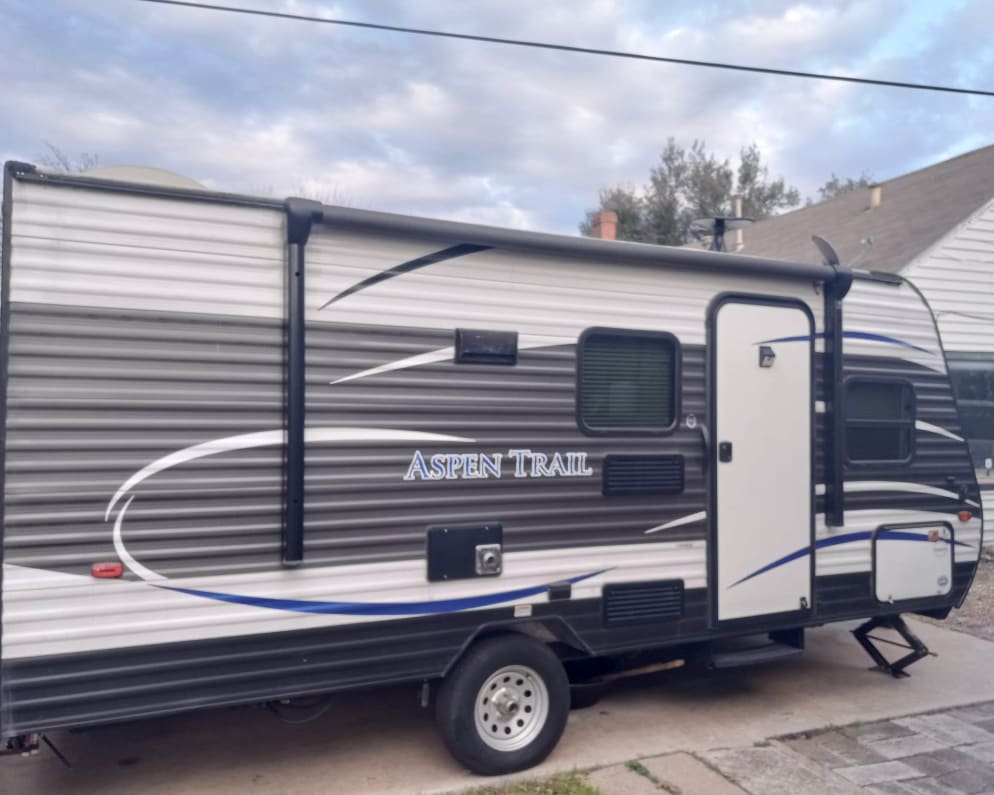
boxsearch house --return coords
[735,145,994,534]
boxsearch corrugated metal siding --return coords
[3,305,285,578]
[305,228,825,344]
[10,180,285,318]
[902,197,994,353]
[843,277,982,539]
[305,325,708,562]
[843,278,947,372]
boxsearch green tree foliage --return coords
[580,139,802,245]
[816,171,873,201]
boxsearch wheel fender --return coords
[441,617,592,678]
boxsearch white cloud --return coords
[1,0,991,234]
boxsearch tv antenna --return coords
[690,216,753,252]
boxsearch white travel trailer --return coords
[0,162,983,774]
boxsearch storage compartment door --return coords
[874,525,953,603]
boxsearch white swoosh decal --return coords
[105,427,476,521]
[332,347,455,385]
[815,481,976,507]
[112,496,164,582]
[645,511,707,534]
[331,335,568,385]
[915,420,964,442]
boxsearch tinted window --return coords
[578,330,678,432]
[948,357,994,462]
[846,380,914,462]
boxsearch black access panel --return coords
[426,524,503,582]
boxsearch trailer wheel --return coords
[436,634,569,775]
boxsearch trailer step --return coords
[708,629,805,669]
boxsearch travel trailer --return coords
[0,162,983,774]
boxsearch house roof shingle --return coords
[736,144,994,272]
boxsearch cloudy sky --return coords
[2,0,993,232]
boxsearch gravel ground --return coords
[916,545,994,642]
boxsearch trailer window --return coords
[947,354,994,470]
[845,380,915,462]
[577,328,679,433]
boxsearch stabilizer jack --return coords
[852,615,932,678]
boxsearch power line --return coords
[134,0,994,98]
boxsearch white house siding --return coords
[902,197,994,353]
[903,197,994,541]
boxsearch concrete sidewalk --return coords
[2,618,993,795]
[578,701,994,795]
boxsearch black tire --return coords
[435,634,570,775]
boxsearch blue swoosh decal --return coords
[730,531,970,588]
[755,331,931,354]
[158,570,606,616]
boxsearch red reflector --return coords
[959,511,972,522]
[91,562,123,578]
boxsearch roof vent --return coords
[79,166,205,190]
[869,183,882,209]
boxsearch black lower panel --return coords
[0,567,976,735]
[814,562,974,621]
[1,590,708,735]
[1,609,487,734]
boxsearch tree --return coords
[1,144,100,249]
[37,142,100,173]
[580,139,802,246]
[816,172,873,201]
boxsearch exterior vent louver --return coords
[602,580,685,627]
[602,455,684,496]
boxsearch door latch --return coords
[718,441,733,462]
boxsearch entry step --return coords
[708,629,805,670]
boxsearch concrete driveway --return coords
[2,619,992,795]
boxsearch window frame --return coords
[946,354,994,468]
[575,326,682,437]
[843,375,916,466]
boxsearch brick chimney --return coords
[869,183,882,209]
[590,211,618,240]
[733,196,744,251]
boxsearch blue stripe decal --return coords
[730,532,970,588]
[755,331,931,354]
[157,570,607,616]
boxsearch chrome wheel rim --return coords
[474,664,549,752]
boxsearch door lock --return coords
[718,441,733,463]
[475,544,502,576]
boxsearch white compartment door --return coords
[715,300,813,622]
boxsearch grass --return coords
[625,759,652,778]
[625,759,680,794]
[461,772,602,795]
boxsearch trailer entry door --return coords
[713,299,813,622]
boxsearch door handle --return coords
[699,423,711,474]
[718,441,733,463]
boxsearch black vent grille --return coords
[603,580,684,627]
[602,455,684,496]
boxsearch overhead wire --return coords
[133,0,994,98]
